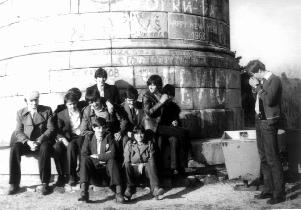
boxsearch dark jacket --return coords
[15,105,54,144]
[124,139,155,164]
[81,132,116,163]
[80,104,128,136]
[159,101,181,126]
[256,74,282,125]
[142,91,163,132]
[86,84,120,105]
[56,108,82,141]
[122,101,144,131]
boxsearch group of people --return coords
[7,67,189,203]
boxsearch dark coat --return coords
[15,105,54,144]
[81,132,116,163]
[121,101,144,131]
[54,101,88,115]
[159,101,181,126]
[80,104,128,136]
[142,91,163,132]
[256,74,282,125]
[86,84,120,105]
[123,139,155,164]
[56,108,82,141]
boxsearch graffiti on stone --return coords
[130,12,167,38]
[175,88,193,109]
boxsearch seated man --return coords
[80,88,128,163]
[8,91,55,195]
[121,87,144,148]
[124,125,164,200]
[53,90,85,186]
[157,84,189,175]
[78,117,124,203]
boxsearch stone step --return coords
[0,147,58,185]
[190,138,225,165]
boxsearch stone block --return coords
[174,67,215,88]
[111,0,168,12]
[0,96,25,146]
[193,88,225,109]
[130,12,168,38]
[182,0,207,16]
[175,88,194,109]
[218,22,230,47]
[11,0,70,20]
[190,138,225,165]
[109,12,131,38]
[0,147,58,175]
[226,70,240,89]
[79,0,109,13]
[105,67,134,87]
[69,49,112,69]
[49,68,96,93]
[205,18,219,44]
[225,89,241,108]
[168,13,206,42]
[181,109,229,138]
[70,0,79,13]
[70,39,111,51]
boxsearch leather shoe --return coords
[55,175,66,187]
[41,183,51,195]
[78,191,89,202]
[267,197,285,205]
[69,175,80,186]
[254,192,272,199]
[115,192,124,203]
[7,184,20,195]
[153,187,164,197]
[124,186,136,199]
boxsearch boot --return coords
[124,186,136,200]
[55,175,66,187]
[78,182,89,202]
[153,186,164,198]
[41,183,51,195]
[7,184,20,195]
[115,185,124,203]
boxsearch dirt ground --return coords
[0,176,300,210]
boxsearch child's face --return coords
[148,83,158,93]
[134,131,144,143]
[93,126,105,138]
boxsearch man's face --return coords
[26,98,39,110]
[134,131,144,143]
[148,83,158,94]
[252,69,264,80]
[93,126,105,138]
[90,99,103,111]
[126,98,135,108]
[96,77,107,87]
[66,100,77,112]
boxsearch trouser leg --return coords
[124,163,137,187]
[261,123,285,198]
[53,141,66,176]
[145,161,159,189]
[9,142,29,185]
[168,136,179,169]
[106,159,122,187]
[67,138,79,178]
[39,141,53,184]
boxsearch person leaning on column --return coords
[8,90,55,195]
[247,60,285,205]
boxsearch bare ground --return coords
[0,178,300,210]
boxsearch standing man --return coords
[8,91,55,195]
[86,67,120,105]
[247,60,285,205]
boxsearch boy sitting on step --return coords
[123,125,164,200]
[78,117,124,203]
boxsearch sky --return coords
[230,0,301,76]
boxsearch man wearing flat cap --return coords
[8,90,55,195]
